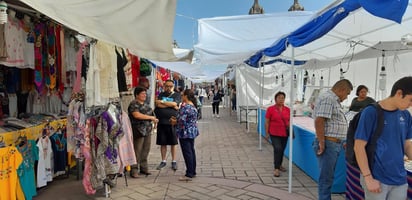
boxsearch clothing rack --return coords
[83,102,127,198]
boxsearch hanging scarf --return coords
[34,23,45,93]
[47,23,56,90]
[129,52,140,87]
[58,26,65,94]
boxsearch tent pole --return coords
[375,57,379,99]
[246,66,250,133]
[258,58,264,150]
[288,47,295,193]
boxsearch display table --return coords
[258,109,346,193]
[239,106,258,129]
[0,119,67,146]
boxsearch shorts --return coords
[156,124,178,145]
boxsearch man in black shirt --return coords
[154,80,181,170]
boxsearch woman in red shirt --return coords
[265,91,290,177]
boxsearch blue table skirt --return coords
[258,109,346,193]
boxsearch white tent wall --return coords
[302,51,412,108]
[236,63,303,108]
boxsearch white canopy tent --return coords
[150,11,318,82]
[194,11,316,65]
[19,0,191,62]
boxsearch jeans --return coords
[312,139,343,200]
[231,98,236,111]
[270,135,288,169]
[360,177,407,200]
[212,102,220,114]
[179,138,196,178]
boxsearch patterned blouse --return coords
[128,100,154,137]
[176,103,199,139]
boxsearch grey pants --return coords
[132,134,152,172]
[360,176,407,200]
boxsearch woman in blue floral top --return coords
[170,89,199,181]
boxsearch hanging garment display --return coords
[0,146,23,200]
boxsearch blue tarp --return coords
[264,58,306,66]
[246,0,408,67]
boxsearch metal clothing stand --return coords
[103,166,130,198]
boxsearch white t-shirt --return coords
[199,88,207,97]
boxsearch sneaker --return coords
[216,115,220,118]
[156,161,166,170]
[212,114,215,118]
[171,162,177,170]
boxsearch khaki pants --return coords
[132,134,152,172]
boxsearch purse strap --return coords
[276,107,288,127]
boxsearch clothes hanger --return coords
[0,136,5,148]
[15,131,27,147]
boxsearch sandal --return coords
[130,169,139,178]
[179,176,193,181]
[273,169,280,177]
[279,166,287,172]
[130,173,139,178]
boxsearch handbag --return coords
[285,126,295,139]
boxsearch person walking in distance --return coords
[212,86,223,118]
[154,80,181,170]
[231,86,237,112]
[198,87,206,105]
[170,89,199,181]
[312,79,353,200]
[354,76,412,200]
[128,86,158,177]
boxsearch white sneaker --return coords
[216,115,220,118]
[212,114,215,117]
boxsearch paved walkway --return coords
[34,102,346,200]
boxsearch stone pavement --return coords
[34,102,346,200]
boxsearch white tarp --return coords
[301,41,412,70]
[302,51,412,107]
[236,63,297,107]
[195,11,315,65]
[151,60,227,83]
[21,0,180,62]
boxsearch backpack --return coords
[345,102,384,170]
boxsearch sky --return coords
[173,0,335,50]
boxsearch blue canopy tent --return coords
[244,0,409,194]
[246,0,408,67]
